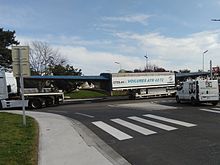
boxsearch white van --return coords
[176,79,219,105]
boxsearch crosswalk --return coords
[200,107,220,114]
[92,121,133,140]
[92,114,196,141]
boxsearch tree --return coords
[179,69,190,73]
[29,41,66,75]
[50,64,82,76]
[134,64,167,72]
[0,28,19,70]
[50,64,82,92]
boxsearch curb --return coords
[63,96,129,105]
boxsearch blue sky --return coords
[1,0,220,75]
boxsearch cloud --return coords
[102,14,151,26]
[114,30,220,71]
[216,0,220,5]
[18,29,220,75]
[57,46,143,75]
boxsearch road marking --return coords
[75,112,94,118]
[200,109,220,114]
[144,114,196,127]
[92,121,133,140]
[211,108,220,111]
[111,118,156,135]
[128,116,177,131]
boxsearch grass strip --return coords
[0,112,38,165]
[65,89,107,99]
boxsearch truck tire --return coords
[45,97,54,107]
[54,96,60,105]
[211,101,218,106]
[176,96,181,103]
[28,99,42,109]
[191,97,197,105]
[128,90,136,100]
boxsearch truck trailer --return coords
[101,72,176,99]
[176,79,219,105]
[0,71,64,109]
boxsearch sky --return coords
[1,0,220,75]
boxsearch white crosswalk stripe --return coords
[200,108,220,114]
[92,121,133,140]
[111,118,157,135]
[143,114,197,127]
[111,119,157,135]
[92,114,197,140]
[128,116,177,131]
[211,107,220,111]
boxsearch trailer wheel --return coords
[128,90,136,100]
[211,101,218,106]
[45,97,54,107]
[191,97,197,105]
[29,99,42,109]
[54,96,60,105]
[176,96,181,103]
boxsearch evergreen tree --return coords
[0,28,19,70]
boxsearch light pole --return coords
[202,50,208,72]
[202,50,208,71]
[144,55,148,70]
[115,62,121,71]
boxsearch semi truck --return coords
[176,79,219,105]
[0,71,64,109]
[101,72,176,99]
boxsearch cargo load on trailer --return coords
[101,72,176,99]
[176,79,219,105]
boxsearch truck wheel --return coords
[54,96,60,105]
[128,89,136,100]
[29,99,42,109]
[191,97,197,105]
[45,97,54,106]
[129,94,136,100]
[176,96,181,103]
[212,101,218,106]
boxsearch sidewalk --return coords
[2,111,115,165]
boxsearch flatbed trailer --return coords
[101,72,176,99]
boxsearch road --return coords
[42,98,220,165]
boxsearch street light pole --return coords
[115,62,121,71]
[144,55,148,70]
[203,50,208,71]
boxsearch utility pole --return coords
[115,62,121,71]
[202,50,208,71]
[210,60,213,80]
[144,52,148,70]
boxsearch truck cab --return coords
[0,71,8,100]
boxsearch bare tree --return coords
[29,41,66,75]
